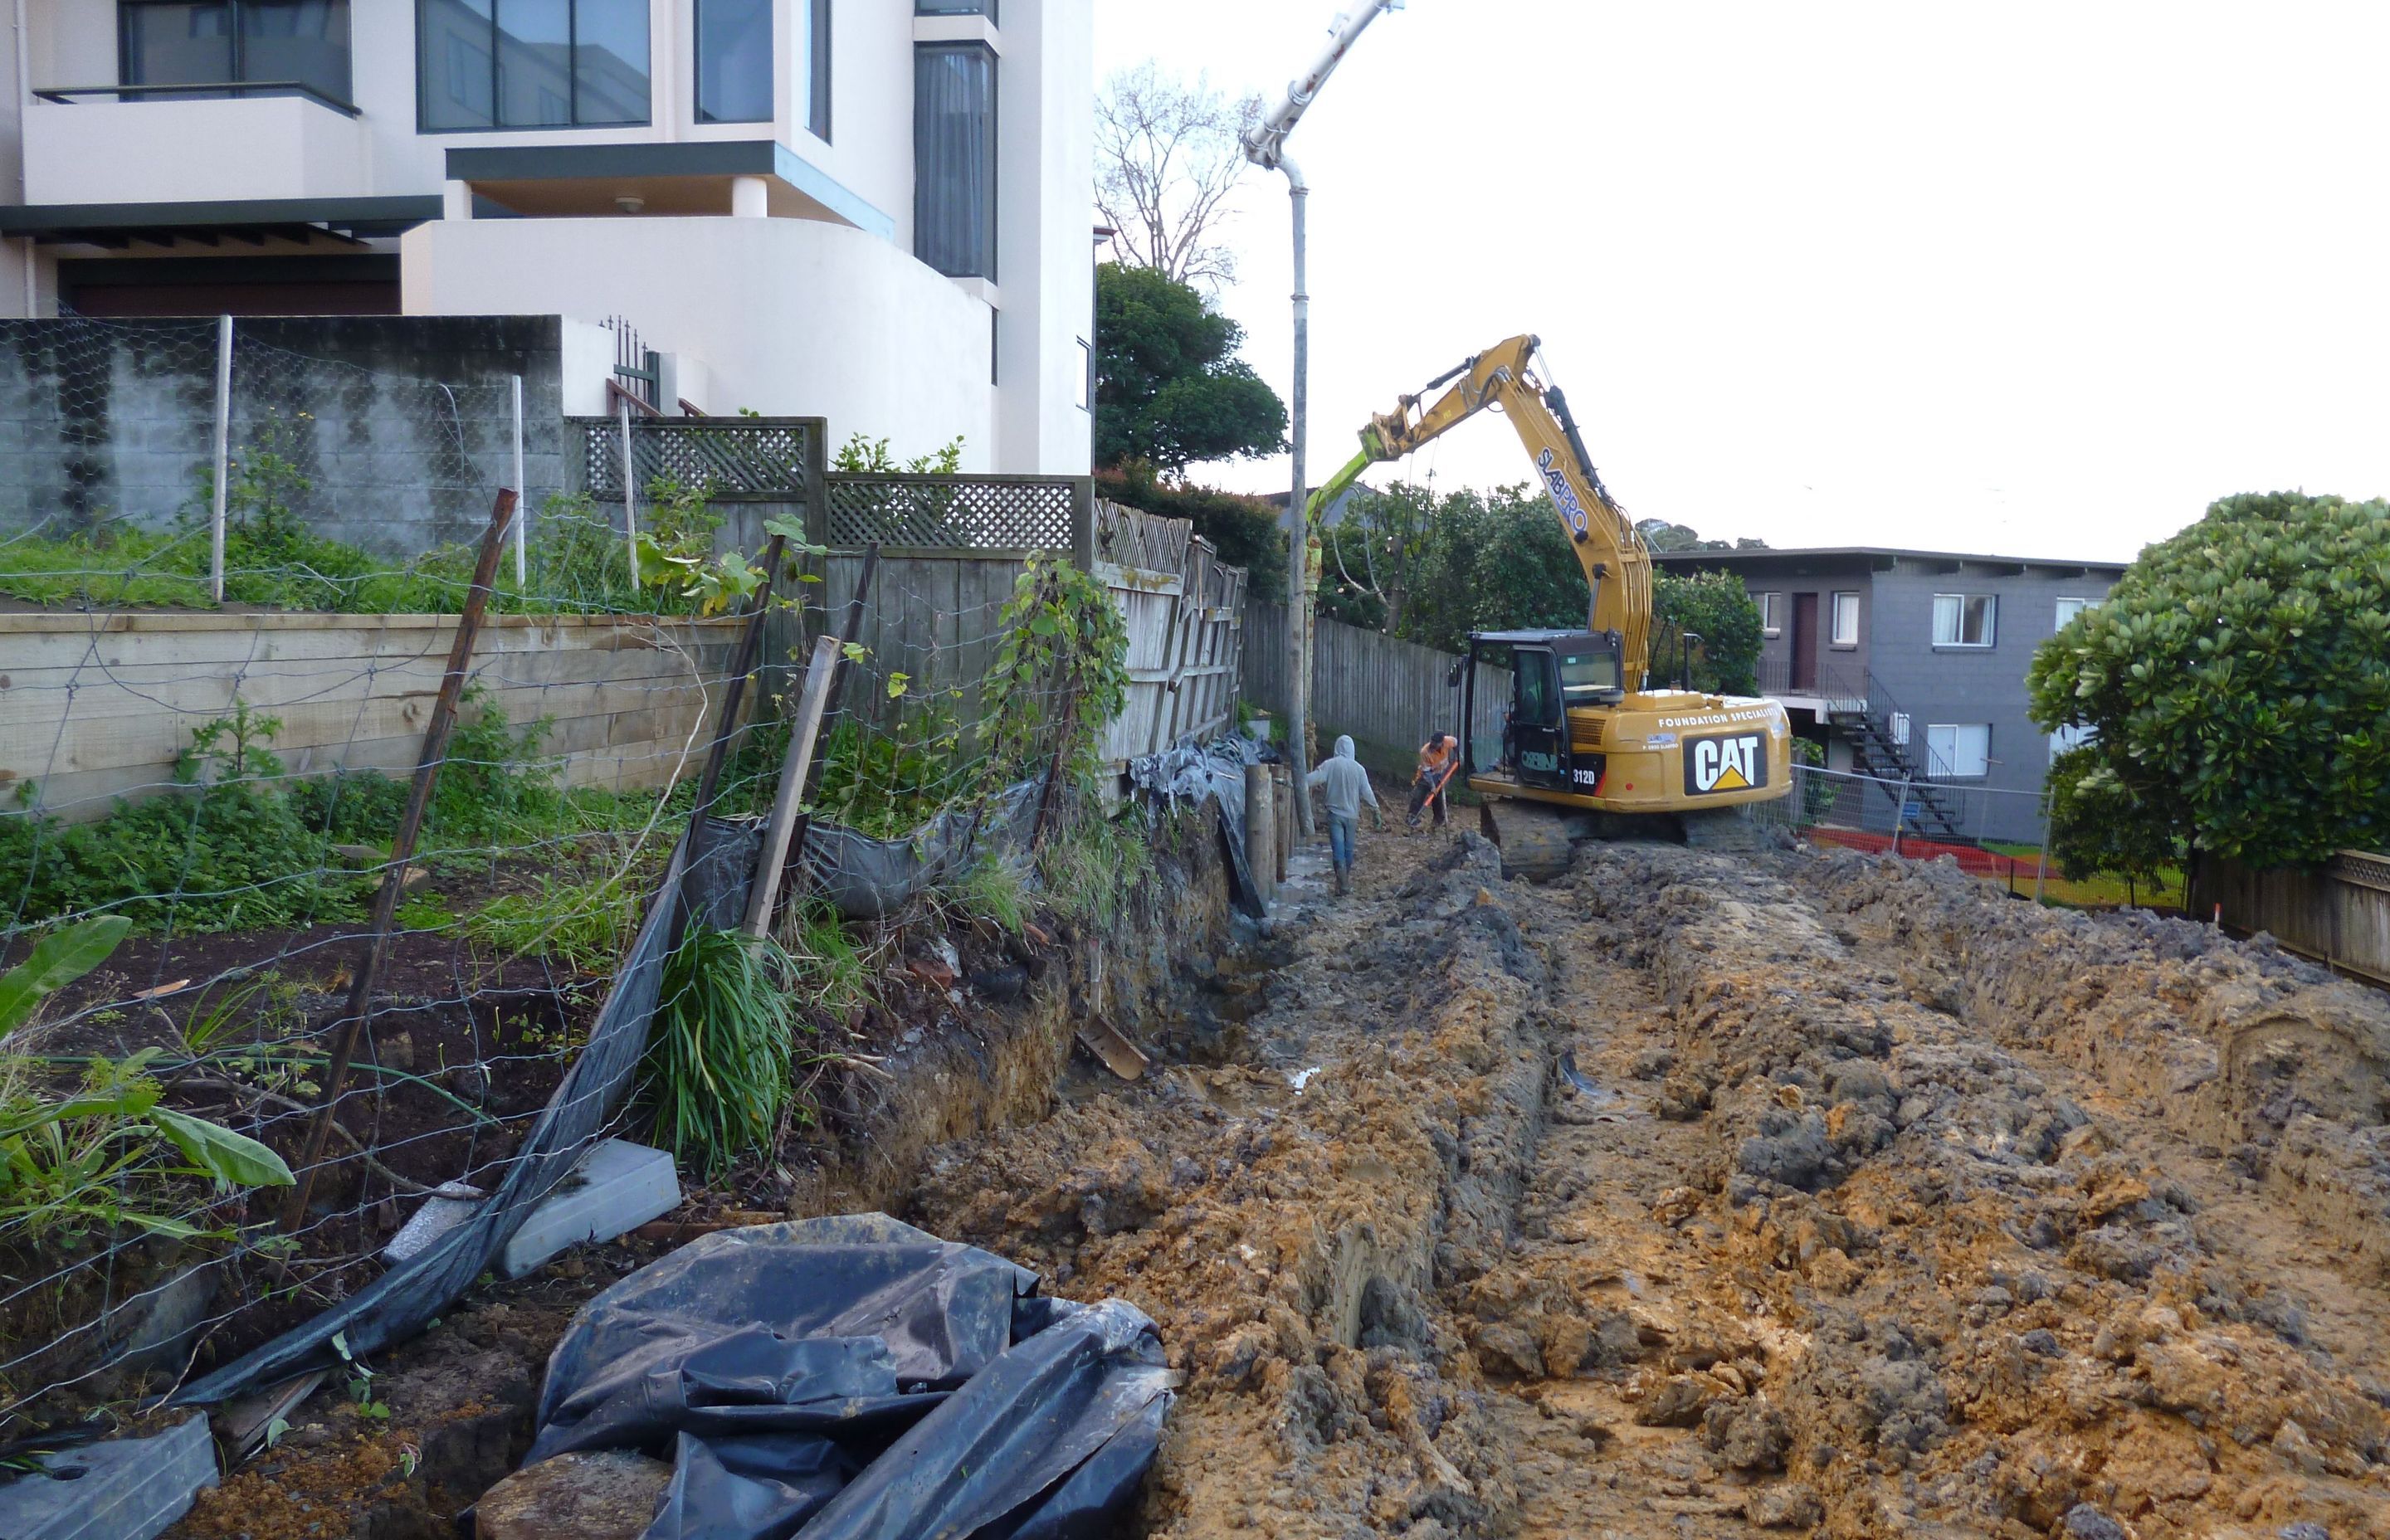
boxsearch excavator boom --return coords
[1309,333,1790,874]
[1310,334,1654,685]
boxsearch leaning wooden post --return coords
[743,634,844,939]
[280,489,516,1232]
[762,542,882,920]
[688,529,788,818]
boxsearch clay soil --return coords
[914,830,2390,1539]
[167,825,2390,1539]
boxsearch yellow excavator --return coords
[1305,334,1791,875]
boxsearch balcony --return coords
[23,85,372,211]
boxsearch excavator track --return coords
[1483,800,1767,878]
[1680,807,1763,851]
[1479,802,1584,880]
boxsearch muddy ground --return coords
[172,824,2390,1538]
[916,830,2390,1538]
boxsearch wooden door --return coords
[1790,592,1820,691]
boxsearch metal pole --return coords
[1893,774,1910,857]
[618,395,639,589]
[209,314,232,604]
[1242,1,1402,831]
[510,373,527,585]
[2032,790,2051,904]
[1285,159,1314,835]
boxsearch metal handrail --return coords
[33,82,361,118]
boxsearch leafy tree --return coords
[1096,64,1261,289]
[1096,461,1286,601]
[2040,743,2180,885]
[1095,263,1285,473]
[1651,568,1763,695]
[1318,482,1438,633]
[2027,490,2390,873]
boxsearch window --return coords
[802,0,831,141]
[2050,724,2095,755]
[417,0,648,130]
[1890,711,1910,747]
[915,42,997,279]
[2054,596,2095,628]
[123,1,353,104]
[1831,591,1860,647]
[1559,641,1623,699]
[917,0,997,17]
[1077,338,1091,411]
[1757,592,1780,636]
[1931,592,1996,648]
[695,0,770,123]
[1924,723,1991,779]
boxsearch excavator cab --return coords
[1461,630,1623,792]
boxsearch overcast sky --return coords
[1091,2,2390,563]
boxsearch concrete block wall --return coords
[0,314,572,558]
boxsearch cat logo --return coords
[1684,733,1767,796]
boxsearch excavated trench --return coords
[168,822,2390,1539]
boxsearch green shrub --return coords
[2027,490,2390,871]
[640,927,802,1177]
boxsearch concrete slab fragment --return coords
[499,1139,680,1279]
[0,1415,217,1540]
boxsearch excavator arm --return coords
[1307,334,1654,687]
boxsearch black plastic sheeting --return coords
[1125,735,1275,919]
[518,1213,1176,1540]
[803,775,1044,920]
[172,818,763,1408]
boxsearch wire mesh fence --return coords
[0,487,1210,1443]
[1754,762,2055,885]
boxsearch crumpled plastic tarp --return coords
[801,775,1045,920]
[519,1212,1177,1540]
[1126,734,1273,918]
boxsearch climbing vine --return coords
[979,554,1129,787]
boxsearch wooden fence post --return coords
[281,489,517,1232]
[744,635,843,939]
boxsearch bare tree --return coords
[1096,63,1262,290]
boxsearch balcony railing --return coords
[1755,655,1867,709]
[34,82,360,118]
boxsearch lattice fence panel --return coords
[825,475,1076,551]
[574,418,817,499]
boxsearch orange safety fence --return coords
[1802,825,2051,882]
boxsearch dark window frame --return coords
[913,39,997,280]
[415,0,652,134]
[915,0,997,20]
[119,0,355,105]
[807,0,832,142]
[694,0,772,125]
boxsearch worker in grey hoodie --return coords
[1306,734,1383,896]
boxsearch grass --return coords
[464,859,653,973]
[640,926,803,1177]
[1036,803,1157,932]
[1980,841,2186,909]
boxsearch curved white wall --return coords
[400,214,995,467]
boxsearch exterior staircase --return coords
[1825,674,1964,840]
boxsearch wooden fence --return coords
[1244,603,1507,759]
[2192,850,2390,989]
[0,612,745,823]
[794,500,1244,764]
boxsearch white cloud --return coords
[1095,0,2390,563]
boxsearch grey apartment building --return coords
[1651,547,2128,844]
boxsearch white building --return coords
[0,0,1094,474]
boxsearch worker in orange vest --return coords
[1408,733,1461,830]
